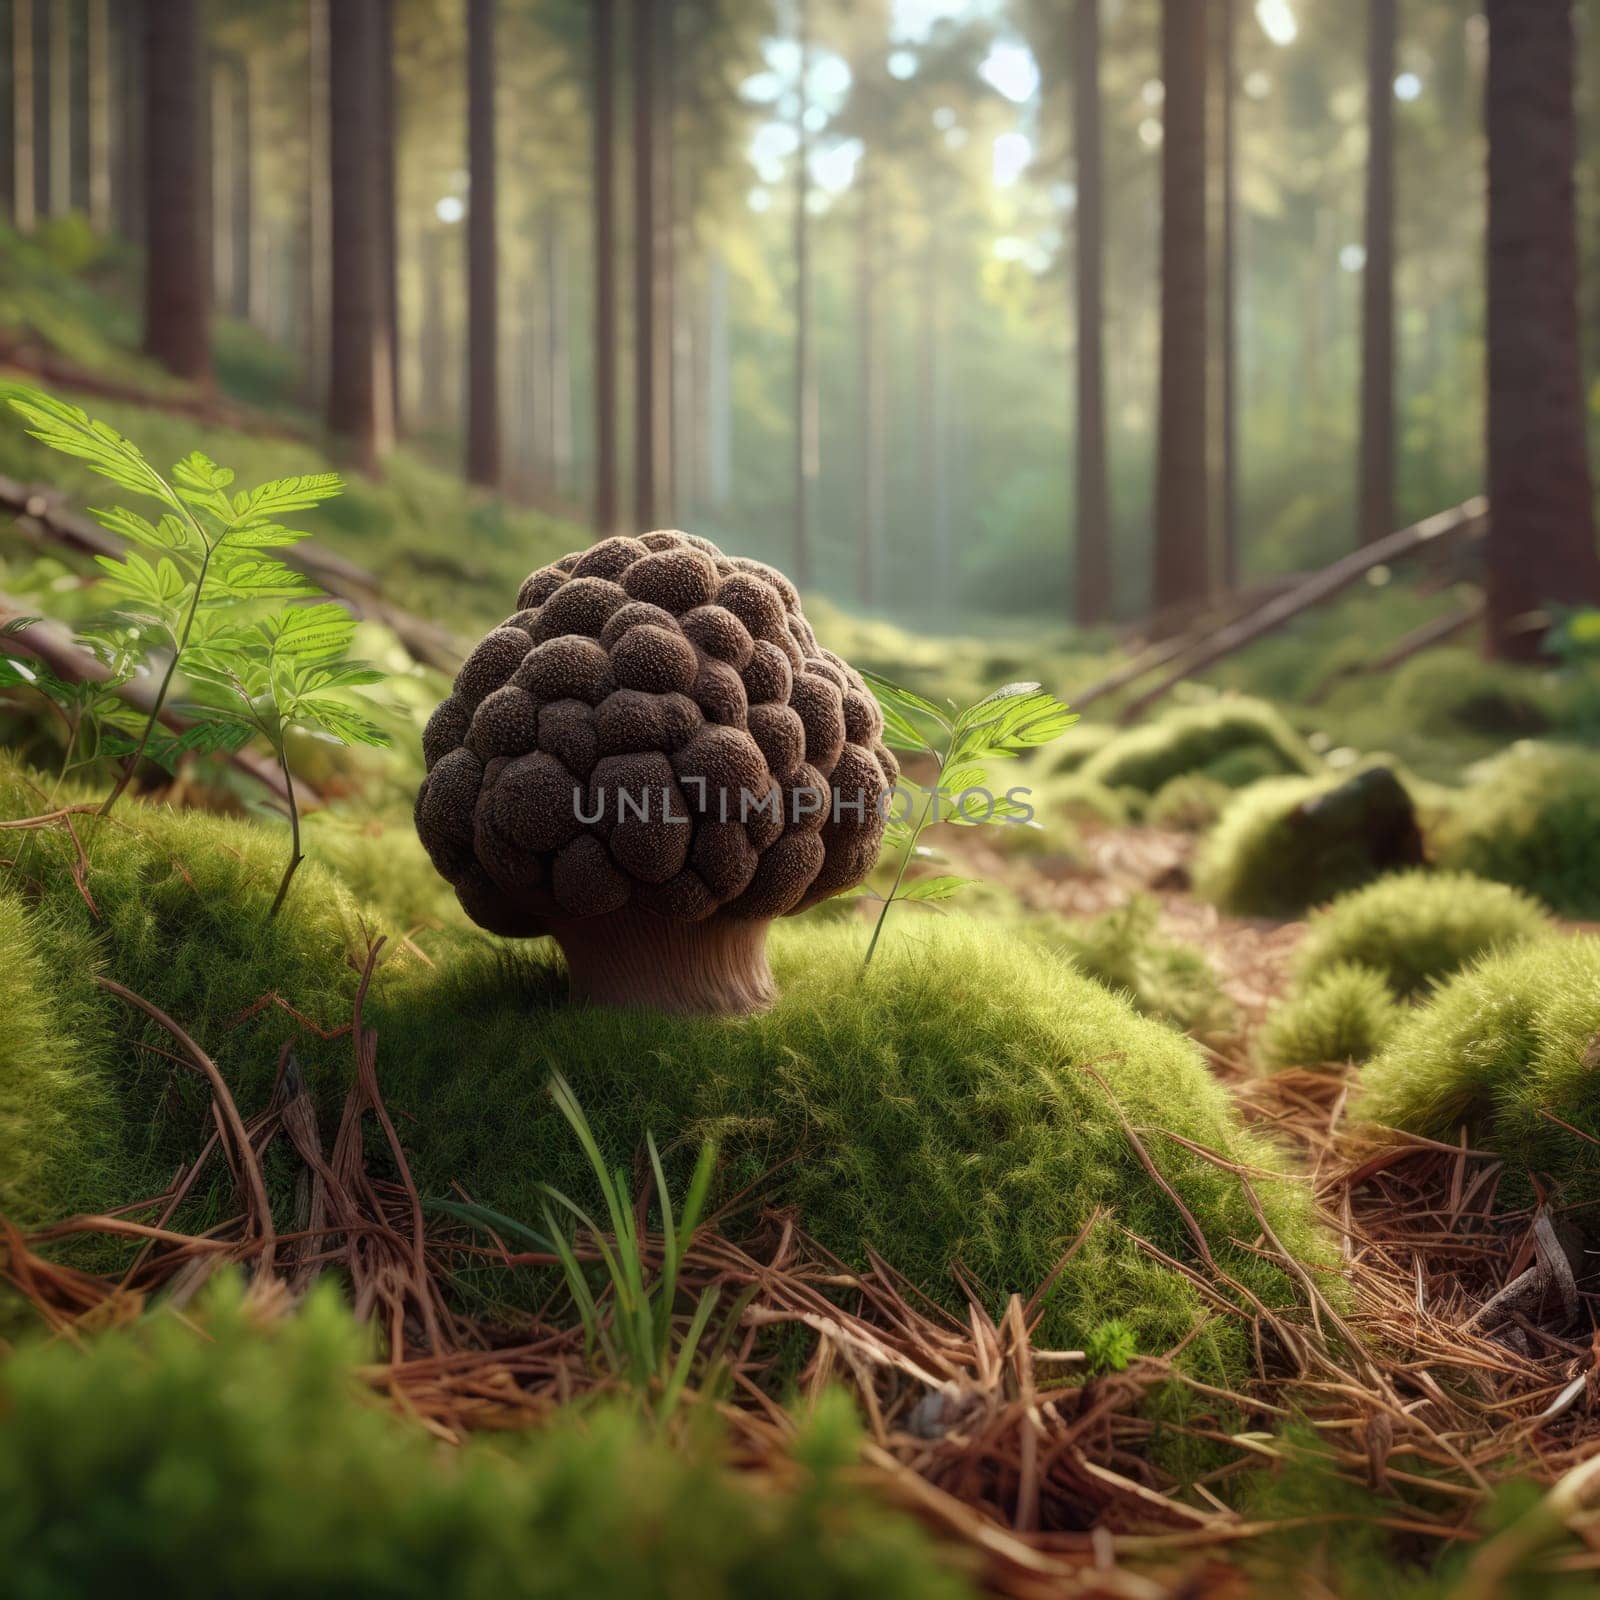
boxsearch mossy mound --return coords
[1030,896,1236,1038]
[1146,773,1232,834]
[1048,720,1118,774]
[1257,964,1402,1071]
[1293,871,1552,1000]
[1080,697,1319,795]
[1379,649,1554,741]
[0,756,425,1224]
[0,1279,971,1600]
[1195,766,1425,918]
[1435,743,1600,917]
[1358,938,1600,1216]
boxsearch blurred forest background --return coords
[0,0,1594,641]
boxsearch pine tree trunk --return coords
[305,0,331,405]
[376,0,400,428]
[1358,0,1396,546]
[543,211,573,497]
[465,0,499,486]
[1217,0,1239,588]
[632,0,673,530]
[211,62,235,316]
[142,0,210,382]
[707,251,731,507]
[592,0,619,533]
[793,0,815,586]
[327,0,393,468]
[1074,0,1112,623]
[1484,0,1600,658]
[856,156,884,609]
[1152,0,1211,618]
[12,0,35,231]
[86,0,110,231]
[47,0,67,217]
[114,0,142,244]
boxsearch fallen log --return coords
[1117,498,1489,723]
[1305,597,1486,706]
[0,591,317,809]
[0,472,465,674]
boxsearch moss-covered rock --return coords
[1435,743,1600,917]
[1146,773,1232,834]
[1379,649,1555,741]
[1258,963,1402,1071]
[1358,937,1600,1216]
[1195,766,1425,918]
[1080,697,1319,795]
[1292,871,1551,1000]
[0,1279,972,1600]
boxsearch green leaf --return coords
[899,875,975,902]
[171,451,236,519]
[292,696,391,747]
[300,660,387,690]
[1,615,41,638]
[94,551,190,617]
[876,698,934,754]
[2,385,176,505]
[859,667,952,732]
[228,473,344,528]
[92,505,196,555]
[955,687,1078,758]
[207,556,317,601]
[218,521,312,551]
[0,652,73,702]
[266,602,356,659]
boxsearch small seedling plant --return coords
[0,386,389,914]
[858,670,1077,968]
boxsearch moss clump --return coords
[0,889,121,1222]
[1080,697,1319,795]
[1435,743,1600,917]
[1380,649,1554,741]
[1258,964,1402,1071]
[1358,938,1600,1215]
[1146,773,1232,834]
[1195,766,1425,918]
[0,1279,972,1600]
[1031,896,1236,1038]
[1048,720,1118,774]
[0,755,423,1223]
[1293,871,1551,1000]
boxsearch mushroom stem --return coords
[547,909,776,1016]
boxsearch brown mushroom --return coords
[415,532,897,1014]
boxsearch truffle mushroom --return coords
[416,532,897,1014]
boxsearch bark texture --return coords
[466,0,500,486]
[1359,0,1396,547]
[1485,0,1600,658]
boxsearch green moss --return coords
[1080,697,1319,795]
[1293,871,1551,1000]
[1358,937,1600,1216]
[0,889,122,1221]
[1028,896,1236,1038]
[1048,720,1118,773]
[1379,649,1555,741]
[1194,766,1424,918]
[1146,773,1232,834]
[0,1278,973,1600]
[3,756,1323,1401]
[1257,963,1402,1071]
[1435,743,1600,917]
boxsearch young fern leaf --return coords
[861,671,1077,971]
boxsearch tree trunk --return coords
[465,0,499,486]
[142,0,210,383]
[856,155,884,608]
[86,0,110,230]
[543,211,573,498]
[793,0,815,586]
[12,0,34,231]
[1217,0,1239,588]
[707,251,731,507]
[211,62,235,316]
[47,0,67,217]
[305,0,331,405]
[1152,0,1211,618]
[326,0,393,468]
[592,0,619,533]
[419,227,449,429]
[1358,0,1396,546]
[1074,0,1112,623]
[114,0,142,244]
[1484,0,1600,658]
[376,0,400,428]
[632,0,672,530]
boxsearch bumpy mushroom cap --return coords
[416,532,898,1010]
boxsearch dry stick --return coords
[92,975,277,1276]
